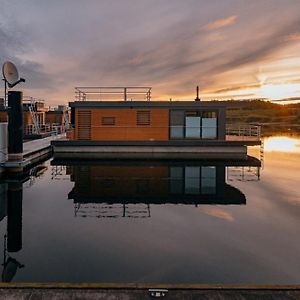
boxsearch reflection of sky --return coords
[0,136,299,284]
[264,136,300,153]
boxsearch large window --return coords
[185,112,201,138]
[170,110,184,139]
[185,167,200,194]
[170,167,184,194]
[169,166,216,195]
[201,111,217,139]
[184,111,217,139]
[201,166,216,194]
[170,110,218,140]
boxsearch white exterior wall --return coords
[0,123,8,169]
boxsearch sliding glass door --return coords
[185,114,201,138]
[201,112,217,139]
[185,111,217,139]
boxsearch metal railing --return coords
[226,124,261,141]
[23,96,45,104]
[25,123,66,136]
[226,166,260,182]
[74,86,152,101]
[74,203,151,218]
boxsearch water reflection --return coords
[1,181,24,282]
[0,138,299,284]
[52,158,261,219]
[0,165,48,282]
[0,157,263,283]
[264,136,300,153]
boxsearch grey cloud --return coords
[202,15,238,31]
[76,10,300,98]
[1,0,300,103]
[0,22,58,96]
[210,19,300,74]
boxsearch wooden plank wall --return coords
[75,108,169,141]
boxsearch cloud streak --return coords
[1,0,300,104]
[202,15,237,31]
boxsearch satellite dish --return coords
[2,61,19,86]
[2,61,25,88]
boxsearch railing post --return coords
[124,88,127,101]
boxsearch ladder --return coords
[63,110,69,130]
[28,99,40,134]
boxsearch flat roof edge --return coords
[68,101,227,108]
[52,140,260,146]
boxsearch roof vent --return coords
[195,85,200,101]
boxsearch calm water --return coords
[0,135,299,284]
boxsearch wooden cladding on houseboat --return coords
[71,166,169,198]
[101,117,115,126]
[74,108,169,141]
[77,110,92,140]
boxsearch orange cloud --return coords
[285,32,300,41]
[202,15,238,31]
[200,207,234,222]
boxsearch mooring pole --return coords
[7,91,23,162]
[7,181,23,252]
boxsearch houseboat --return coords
[0,96,69,139]
[52,87,261,160]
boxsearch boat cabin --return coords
[68,101,226,142]
[53,87,261,160]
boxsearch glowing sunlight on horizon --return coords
[264,136,300,153]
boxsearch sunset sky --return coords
[1,0,300,105]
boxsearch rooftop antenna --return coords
[195,85,200,101]
[2,61,26,105]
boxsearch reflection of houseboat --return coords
[52,87,261,159]
[50,158,261,218]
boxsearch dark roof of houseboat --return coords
[69,100,227,109]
